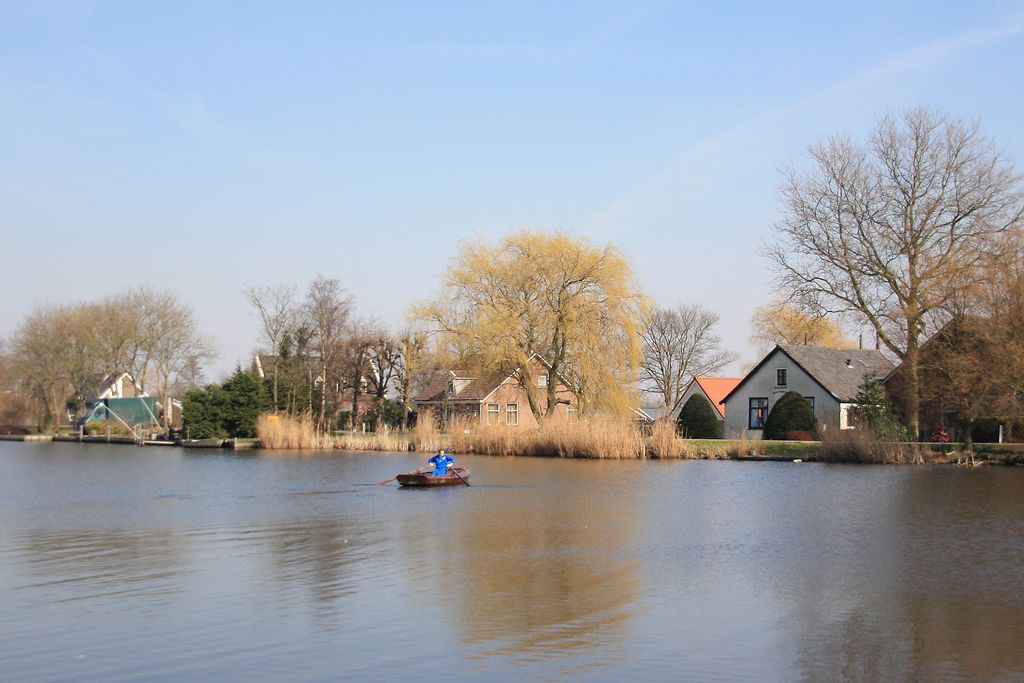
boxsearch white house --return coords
[721,345,894,439]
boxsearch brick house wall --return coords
[477,365,578,428]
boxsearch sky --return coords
[2,0,1024,381]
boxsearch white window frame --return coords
[506,403,519,425]
[486,403,499,424]
[776,368,787,387]
[537,373,549,388]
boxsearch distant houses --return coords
[414,354,578,427]
[721,345,894,439]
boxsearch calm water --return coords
[1,442,1023,682]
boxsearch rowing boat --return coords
[396,467,470,487]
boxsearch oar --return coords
[378,465,431,486]
[449,465,470,487]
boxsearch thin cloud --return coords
[412,1,668,65]
[585,11,1024,237]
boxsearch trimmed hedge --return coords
[677,394,724,439]
[762,391,819,440]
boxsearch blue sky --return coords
[3,1,1024,379]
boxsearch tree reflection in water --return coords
[396,464,643,666]
[764,467,1024,682]
[261,518,366,623]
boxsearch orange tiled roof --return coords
[693,376,742,419]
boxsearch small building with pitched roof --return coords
[721,345,894,439]
[675,376,743,422]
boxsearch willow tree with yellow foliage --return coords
[750,299,851,354]
[415,231,647,419]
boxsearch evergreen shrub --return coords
[762,391,819,440]
[677,394,724,439]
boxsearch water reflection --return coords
[397,468,643,666]
[1,444,1022,682]
[262,520,363,615]
[770,467,1024,682]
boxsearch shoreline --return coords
[3,433,1022,465]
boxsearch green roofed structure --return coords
[83,396,160,427]
[72,372,162,431]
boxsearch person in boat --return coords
[427,449,455,477]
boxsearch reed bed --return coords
[648,418,694,458]
[256,410,817,460]
[411,411,444,453]
[819,430,915,464]
[257,413,416,452]
[256,413,332,450]
[334,425,412,452]
[446,415,647,459]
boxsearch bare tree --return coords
[0,340,33,426]
[84,295,145,382]
[244,283,299,407]
[339,318,380,430]
[305,276,353,434]
[394,327,430,430]
[916,234,1024,449]
[765,108,1024,438]
[366,327,401,403]
[137,289,216,430]
[640,304,737,413]
[9,305,75,429]
[276,325,314,416]
[7,303,104,428]
[7,289,216,432]
[63,305,103,419]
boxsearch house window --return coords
[567,404,578,420]
[537,373,549,388]
[749,398,768,429]
[486,403,499,424]
[803,396,815,413]
[506,403,519,425]
[776,368,787,387]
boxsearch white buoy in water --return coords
[793,459,803,463]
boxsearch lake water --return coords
[1,442,1022,682]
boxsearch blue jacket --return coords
[428,453,455,476]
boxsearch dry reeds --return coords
[648,418,694,459]
[411,410,444,453]
[820,429,910,464]
[256,413,331,450]
[334,424,412,452]
[255,410,738,460]
[447,415,646,459]
[257,413,415,452]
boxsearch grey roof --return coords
[780,345,894,402]
[639,405,672,421]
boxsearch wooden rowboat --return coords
[397,467,470,487]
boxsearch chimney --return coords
[858,333,863,350]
